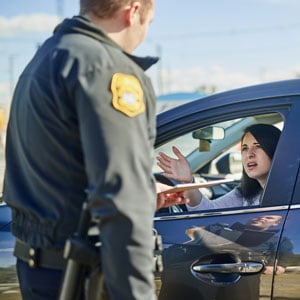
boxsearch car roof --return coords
[155,79,300,147]
[157,78,300,127]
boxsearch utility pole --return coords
[57,0,64,20]
[156,44,164,95]
[8,55,15,99]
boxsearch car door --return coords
[153,79,300,300]
[0,203,20,299]
[272,203,300,300]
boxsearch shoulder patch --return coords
[111,73,145,117]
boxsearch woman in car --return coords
[157,123,281,210]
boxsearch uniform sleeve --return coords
[75,69,156,211]
[75,68,157,299]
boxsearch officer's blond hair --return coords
[80,0,153,24]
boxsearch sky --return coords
[1,0,300,107]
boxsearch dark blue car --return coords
[1,79,300,299]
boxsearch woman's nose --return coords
[247,147,256,157]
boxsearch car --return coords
[153,78,300,299]
[0,201,19,299]
[1,78,300,299]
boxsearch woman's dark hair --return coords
[237,123,281,201]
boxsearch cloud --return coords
[150,64,300,95]
[0,14,60,37]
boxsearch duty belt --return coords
[14,238,66,270]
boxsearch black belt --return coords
[14,239,66,270]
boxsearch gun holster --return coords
[59,202,164,300]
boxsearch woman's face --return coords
[241,132,272,187]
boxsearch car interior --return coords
[154,112,284,214]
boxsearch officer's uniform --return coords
[4,16,158,300]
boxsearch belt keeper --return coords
[28,247,38,268]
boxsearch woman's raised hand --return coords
[157,146,193,183]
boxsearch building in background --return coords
[0,107,7,148]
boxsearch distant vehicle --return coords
[0,202,17,298]
[1,79,300,299]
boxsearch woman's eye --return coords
[255,144,261,150]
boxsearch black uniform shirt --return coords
[4,16,158,249]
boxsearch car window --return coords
[153,119,242,174]
[154,112,284,214]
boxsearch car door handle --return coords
[192,262,264,274]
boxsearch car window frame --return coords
[155,95,299,215]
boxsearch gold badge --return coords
[111,73,145,117]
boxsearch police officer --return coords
[3,1,188,299]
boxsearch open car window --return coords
[154,113,284,214]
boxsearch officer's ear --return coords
[124,1,141,26]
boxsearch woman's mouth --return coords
[247,162,257,170]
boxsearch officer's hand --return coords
[156,182,189,210]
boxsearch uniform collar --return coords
[54,16,159,71]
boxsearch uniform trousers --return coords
[17,259,64,300]
[16,259,108,300]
